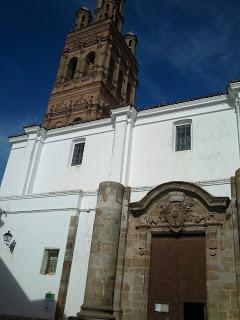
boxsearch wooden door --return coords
[148,234,207,320]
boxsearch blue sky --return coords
[0,0,240,184]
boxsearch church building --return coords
[1,0,240,319]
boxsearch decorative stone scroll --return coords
[130,181,230,233]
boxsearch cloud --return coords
[131,0,240,89]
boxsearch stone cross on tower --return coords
[44,0,138,129]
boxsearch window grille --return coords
[71,142,85,166]
[176,124,191,151]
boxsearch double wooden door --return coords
[148,234,207,320]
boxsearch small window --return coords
[176,123,191,151]
[40,249,59,275]
[71,142,85,166]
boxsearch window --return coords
[40,249,59,275]
[175,123,191,151]
[117,70,124,97]
[66,57,78,80]
[126,82,131,104]
[83,51,96,75]
[72,117,82,124]
[108,57,115,83]
[71,142,85,166]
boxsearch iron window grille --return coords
[71,142,85,166]
[176,124,191,151]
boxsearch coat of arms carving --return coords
[164,201,185,233]
[158,192,194,232]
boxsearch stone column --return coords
[75,53,84,78]
[56,53,68,80]
[78,181,125,320]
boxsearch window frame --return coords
[173,119,192,152]
[40,248,60,275]
[69,138,86,167]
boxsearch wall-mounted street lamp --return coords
[3,230,12,244]
[3,230,16,253]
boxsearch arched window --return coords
[72,117,82,124]
[108,57,115,83]
[117,70,124,97]
[66,57,78,80]
[82,15,86,22]
[129,40,132,48]
[53,122,63,128]
[83,52,96,75]
[105,3,110,18]
[126,82,132,104]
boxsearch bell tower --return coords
[44,0,138,129]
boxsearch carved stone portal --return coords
[123,181,238,320]
[130,182,230,234]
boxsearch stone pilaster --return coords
[55,215,79,319]
[235,169,240,242]
[78,181,125,320]
[233,171,240,310]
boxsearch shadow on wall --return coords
[0,210,4,228]
[0,258,66,320]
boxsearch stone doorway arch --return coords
[119,181,239,320]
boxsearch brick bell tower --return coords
[44,0,138,129]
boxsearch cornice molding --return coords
[130,181,230,217]
[46,117,113,137]
[137,94,229,119]
[0,189,84,202]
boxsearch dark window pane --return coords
[71,142,85,166]
[176,124,191,151]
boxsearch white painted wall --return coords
[0,88,240,318]
[0,191,97,319]
[0,211,70,318]
[129,98,239,197]
[33,125,114,193]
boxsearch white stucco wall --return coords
[129,98,239,198]
[0,191,97,319]
[0,87,240,318]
